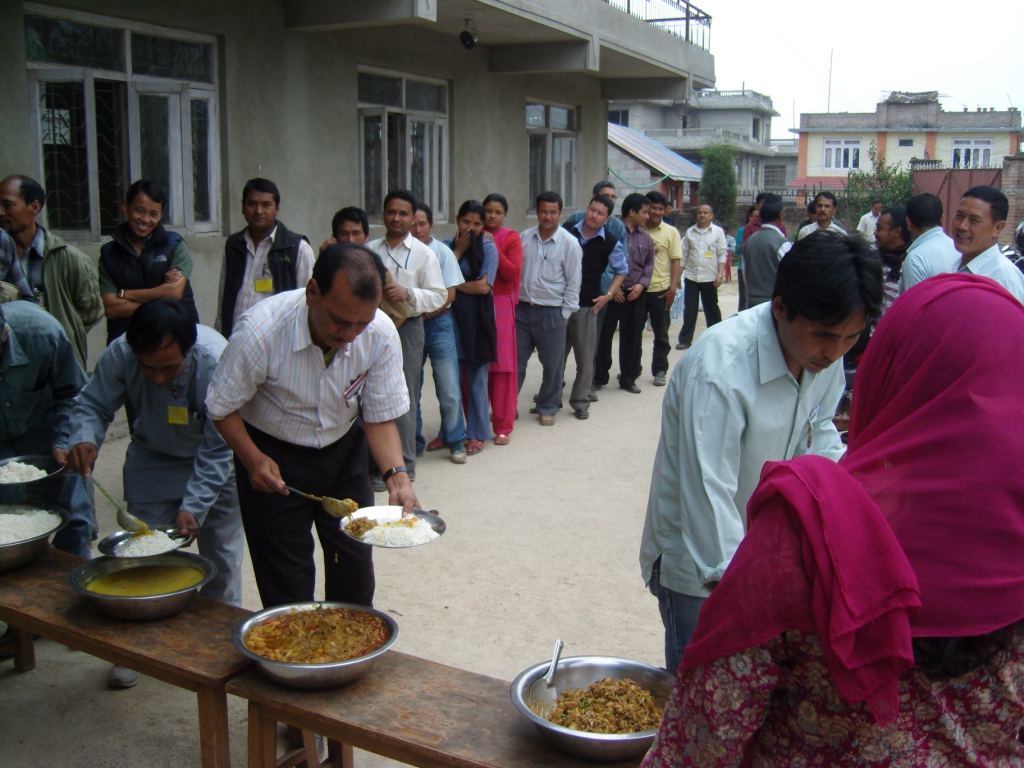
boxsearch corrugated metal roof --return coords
[608,123,703,181]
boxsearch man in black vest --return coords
[740,194,788,309]
[562,195,627,420]
[215,178,314,337]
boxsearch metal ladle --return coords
[91,476,148,534]
[284,485,359,518]
[544,639,564,687]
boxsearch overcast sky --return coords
[706,0,1024,138]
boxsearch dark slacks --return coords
[677,278,722,346]
[643,291,672,376]
[236,422,375,609]
[594,294,647,388]
[516,303,566,415]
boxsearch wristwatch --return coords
[382,466,408,483]
[117,289,125,299]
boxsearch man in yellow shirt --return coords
[642,192,682,386]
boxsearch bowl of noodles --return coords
[232,601,399,689]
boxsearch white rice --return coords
[360,517,439,547]
[0,461,48,484]
[115,529,180,557]
[0,509,62,545]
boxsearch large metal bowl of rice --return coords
[68,551,217,621]
[0,454,63,484]
[510,656,674,762]
[232,601,399,689]
[0,503,68,572]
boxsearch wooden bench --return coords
[228,651,644,768]
[0,549,253,768]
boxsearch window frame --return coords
[23,4,220,240]
[526,100,579,213]
[951,138,993,169]
[822,138,861,170]
[357,66,449,223]
[897,137,914,148]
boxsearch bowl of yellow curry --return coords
[68,551,216,621]
[231,602,399,689]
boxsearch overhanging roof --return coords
[608,123,702,182]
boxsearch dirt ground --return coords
[0,284,738,767]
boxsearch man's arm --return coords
[389,249,447,314]
[213,411,284,493]
[898,253,927,294]
[562,239,583,320]
[48,330,89,463]
[295,239,315,287]
[179,409,238,535]
[67,245,104,330]
[713,229,728,288]
[59,344,125,474]
[120,275,187,305]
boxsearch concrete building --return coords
[607,88,781,197]
[607,123,701,213]
[791,91,1022,190]
[0,0,715,367]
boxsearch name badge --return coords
[254,278,274,293]
[703,250,714,259]
[167,399,190,425]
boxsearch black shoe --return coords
[529,406,539,414]
[574,408,589,420]
[676,342,690,350]
[620,384,641,394]
[593,383,604,391]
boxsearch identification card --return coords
[168,400,190,425]
[703,250,714,259]
[254,278,274,293]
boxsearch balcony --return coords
[602,0,712,52]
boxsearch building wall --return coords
[1,0,610,367]
[693,109,765,144]
[804,132,879,177]
[607,101,677,132]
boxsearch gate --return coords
[912,168,1002,238]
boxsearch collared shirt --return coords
[857,211,879,238]
[13,227,49,306]
[206,289,408,448]
[518,225,583,319]
[682,223,728,283]
[218,226,316,331]
[640,302,846,598]
[796,220,847,241]
[0,301,85,446]
[623,225,655,290]
[426,238,465,289]
[958,243,1024,303]
[645,220,683,293]
[367,233,447,317]
[563,209,628,249]
[63,326,234,516]
[569,220,629,275]
[899,227,959,293]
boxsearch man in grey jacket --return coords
[741,194,788,308]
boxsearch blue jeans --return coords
[649,556,706,674]
[416,312,467,453]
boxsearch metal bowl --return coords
[232,602,399,689]
[96,527,196,557]
[0,503,68,572]
[510,655,674,762]
[67,551,217,621]
[0,454,63,484]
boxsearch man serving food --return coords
[206,244,417,608]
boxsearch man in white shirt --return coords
[640,232,884,672]
[857,200,882,239]
[215,178,315,337]
[796,192,847,241]
[207,245,417,608]
[676,204,727,350]
[899,193,959,293]
[367,190,447,484]
[952,185,1024,303]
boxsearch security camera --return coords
[460,20,478,50]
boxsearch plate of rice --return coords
[0,455,62,484]
[339,506,446,548]
[97,526,195,558]
[0,506,65,545]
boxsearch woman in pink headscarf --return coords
[642,273,1024,767]
[483,193,523,446]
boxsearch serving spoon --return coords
[91,476,148,534]
[284,485,359,518]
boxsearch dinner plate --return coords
[339,505,446,548]
[97,527,196,558]
[0,454,64,484]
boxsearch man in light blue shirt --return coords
[640,232,884,673]
[899,193,959,294]
[951,185,1024,303]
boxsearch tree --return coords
[699,142,738,230]
[844,141,913,221]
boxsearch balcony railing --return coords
[603,0,711,51]
[645,127,751,143]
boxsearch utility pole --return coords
[827,49,833,113]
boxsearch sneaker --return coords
[108,665,141,689]
[653,372,667,387]
[450,445,467,464]
[574,408,589,420]
[539,414,555,426]
[370,475,386,492]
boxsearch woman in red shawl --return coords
[642,273,1024,767]
[483,193,523,445]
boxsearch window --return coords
[952,138,993,169]
[24,10,219,238]
[749,159,759,187]
[608,109,629,127]
[526,102,578,212]
[752,117,761,142]
[763,165,787,187]
[897,138,914,148]
[823,139,861,170]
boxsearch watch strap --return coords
[382,466,407,483]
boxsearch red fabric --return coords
[488,294,518,435]
[490,227,522,300]
[488,371,518,436]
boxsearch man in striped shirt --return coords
[207,245,417,608]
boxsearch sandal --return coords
[466,439,484,455]
[494,434,510,446]
[425,437,445,452]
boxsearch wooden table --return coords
[228,651,644,768]
[0,549,253,768]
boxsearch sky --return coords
[705,0,1024,138]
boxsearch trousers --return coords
[649,556,706,674]
[594,294,647,388]
[515,303,566,416]
[563,306,597,412]
[416,312,467,453]
[396,316,425,472]
[643,291,672,376]
[678,278,722,346]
